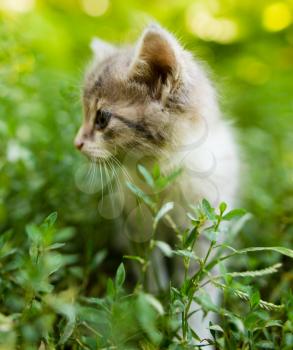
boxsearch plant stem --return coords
[182,240,215,338]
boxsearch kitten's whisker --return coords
[104,160,114,198]
[105,160,119,217]
[86,161,94,182]
[111,157,143,211]
[93,162,99,193]
[111,156,133,184]
[99,161,104,204]
[112,157,143,209]
[108,160,123,202]
[88,161,96,192]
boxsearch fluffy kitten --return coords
[75,24,239,344]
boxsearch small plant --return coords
[125,164,293,349]
[0,165,292,349]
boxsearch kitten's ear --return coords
[90,38,116,63]
[129,24,182,90]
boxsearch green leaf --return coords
[126,181,155,208]
[152,163,160,179]
[26,224,42,244]
[250,290,260,309]
[91,249,107,270]
[0,230,12,249]
[181,278,193,296]
[136,293,163,344]
[0,248,17,261]
[143,293,164,315]
[29,244,39,261]
[46,252,65,275]
[183,227,199,249]
[54,227,75,242]
[138,164,155,188]
[173,249,199,261]
[208,246,293,271]
[155,168,182,190]
[46,242,65,251]
[219,202,227,215]
[59,318,75,345]
[237,246,293,258]
[230,213,252,237]
[154,202,174,229]
[106,278,115,297]
[186,212,197,222]
[172,299,185,313]
[44,212,58,227]
[115,263,126,288]
[209,324,224,333]
[204,229,218,242]
[255,341,275,349]
[123,255,145,264]
[193,292,220,313]
[202,199,216,220]
[245,311,262,329]
[190,327,201,341]
[45,296,76,345]
[264,320,283,328]
[80,297,109,311]
[222,208,246,220]
[154,240,173,257]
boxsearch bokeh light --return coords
[0,0,35,13]
[262,2,292,32]
[185,2,239,44]
[80,0,109,17]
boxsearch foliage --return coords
[0,166,292,349]
[0,0,292,349]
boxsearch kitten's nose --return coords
[74,139,84,150]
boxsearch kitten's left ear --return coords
[91,37,116,63]
[129,24,183,90]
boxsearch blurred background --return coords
[0,0,292,297]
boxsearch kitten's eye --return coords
[95,110,111,130]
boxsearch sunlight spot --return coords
[185,3,239,44]
[263,2,292,32]
[16,125,31,142]
[6,141,30,163]
[81,0,109,17]
[0,0,35,13]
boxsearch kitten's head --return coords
[75,24,194,161]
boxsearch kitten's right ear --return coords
[90,38,116,63]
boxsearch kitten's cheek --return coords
[79,144,96,160]
[82,137,110,159]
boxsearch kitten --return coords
[75,24,239,344]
